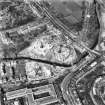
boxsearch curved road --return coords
[61,56,99,105]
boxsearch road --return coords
[31,1,101,56]
[61,56,99,105]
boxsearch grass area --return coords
[48,0,82,22]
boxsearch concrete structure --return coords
[6,84,59,105]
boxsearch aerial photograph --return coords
[0,0,105,105]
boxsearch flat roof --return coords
[6,88,32,100]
